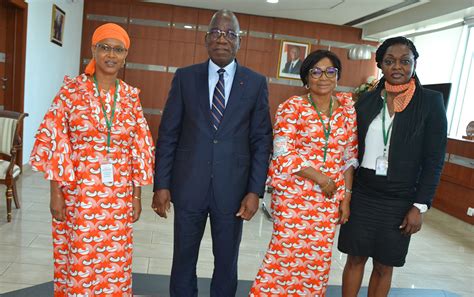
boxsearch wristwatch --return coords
[413,203,428,213]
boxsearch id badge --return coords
[375,155,388,176]
[100,162,114,184]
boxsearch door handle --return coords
[1,77,6,90]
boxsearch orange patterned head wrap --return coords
[385,78,416,112]
[85,23,130,76]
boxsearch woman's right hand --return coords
[318,174,337,196]
[50,181,66,221]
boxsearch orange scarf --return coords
[385,78,416,112]
[85,23,130,76]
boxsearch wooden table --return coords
[433,137,474,224]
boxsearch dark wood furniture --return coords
[433,137,474,224]
[0,110,28,222]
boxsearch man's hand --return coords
[132,198,142,222]
[152,189,171,218]
[399,206,423,236]
[50,181,66,222]
[236,192,260,221]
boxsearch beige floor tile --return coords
[0,171,472,296]
[132,256,150,274]
[0,263,52,284]
[0,246,25,263]
[0,218,51,235]
[11,246,53,267]
[0,231,38,247]
[0,282,32,294]
[0,262,12,275]
[133,229,153,245]
[147,257,172,275]
[133,242,174,259]
[28,234,52,249]
[403,260,474,276]
[392,272,473,296]
[151,229,173,244]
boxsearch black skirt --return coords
[338,167,415,267]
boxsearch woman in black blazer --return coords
[337,36,447,296]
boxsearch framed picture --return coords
[277,40,311,80]
[50,4,65,46]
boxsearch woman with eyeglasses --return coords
[30,23,154,296]
[337,37,447,297]
[250,50,358,296]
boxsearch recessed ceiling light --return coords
[267,0,279,3]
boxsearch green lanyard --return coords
[382,90,393,156]
[93,75,118,154]
[307,93,333,163]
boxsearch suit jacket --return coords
[356,85,447,207]
[154,60,272,213]
[282,59,302,74]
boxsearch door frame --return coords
[3,0,27,166]
[4,0,27,113]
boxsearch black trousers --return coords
[170,184,244,297]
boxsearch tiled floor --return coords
[0,168,473,296]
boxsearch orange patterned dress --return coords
[250,93,358,297]
[30,74,155,296]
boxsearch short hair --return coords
[300,49,342,85]
[290,46,301,55]
[375,36,419,69]
[209,9,240,33]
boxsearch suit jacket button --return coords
[210,174,214,178]
[213,140,218,144]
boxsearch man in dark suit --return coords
[282,46,302,74]
[152,9,272,297]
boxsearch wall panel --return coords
[127,38,169,65]
[168,41,196,68]
[81,1,379,140]
[128,3,172,41]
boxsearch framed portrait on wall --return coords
[50,4,66,46]
[277,40,311,80]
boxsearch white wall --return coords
[23,0,84,163]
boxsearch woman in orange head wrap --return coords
[30,23,155,296]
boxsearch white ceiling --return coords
[142,0,422,26]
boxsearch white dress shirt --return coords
[208,59,237,108]
[360,95,428,211]
[361,96,394,170]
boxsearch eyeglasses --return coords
[95,43,128,56]
[206,29,240,42]
[382,58,414,66]
[309,67,338,79]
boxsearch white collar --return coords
[209,59,236,75]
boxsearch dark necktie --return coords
[211,69,226,130]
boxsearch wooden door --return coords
[0,2,7,110]
[1,0,27,165]
[1,0,27,113]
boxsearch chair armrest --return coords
[0,151,17,180]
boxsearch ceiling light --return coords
[184,25,193,29]
[347,45,373,60]
[267,0,279,3]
